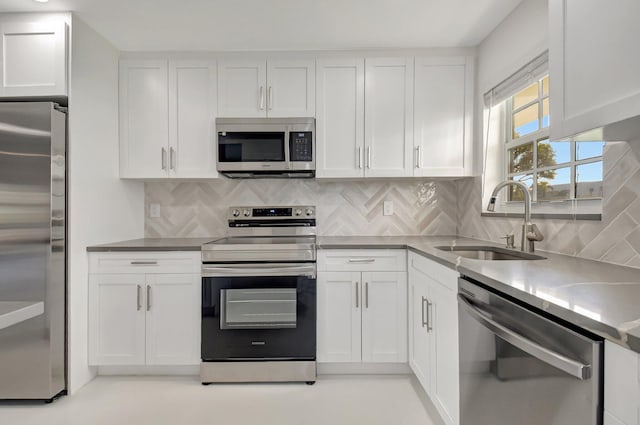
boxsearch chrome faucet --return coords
[486,181,544,253]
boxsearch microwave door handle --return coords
[457,294,592,380]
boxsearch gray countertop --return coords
[86,237,219,252]
[87,235,640,353]
[318,235,640,353]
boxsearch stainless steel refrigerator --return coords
[0,102,66,400]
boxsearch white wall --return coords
[473,0,549,172]
[68,15,144,394]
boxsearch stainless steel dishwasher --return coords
[458,277,603,425]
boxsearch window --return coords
[505,75,604,204]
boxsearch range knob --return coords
[295,208,302,216]
[232,209,240,217]
[243,209,251,217]
[305,208,314,216]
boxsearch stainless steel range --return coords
[200,206,317,384]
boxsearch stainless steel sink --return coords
[435,246,546,261]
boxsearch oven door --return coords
[201,264,316,361]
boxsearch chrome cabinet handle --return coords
[268,86,273,110]
[131,261,158,265]
[136,285,142,311]
[365,282,369,309]
[355,282,359,308]
[421,296,427,328]
[259,86,265,110]
[170,147,176,170]
[358,147,362,169]
[348,258,375,263]
[146,285,151,311]
[161,147,167,170]
[426,298,433,332]
[366,147,372,169]
[458,294,592,380]
[415,146,422,169]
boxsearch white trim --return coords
[317,362,411,375]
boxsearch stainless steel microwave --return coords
[216,117,315,178]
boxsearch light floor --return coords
[0,375,443,425]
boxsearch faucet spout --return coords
[486,180,543,253]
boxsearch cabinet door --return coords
[145,274,201,365]
[0,20,67,97]
[168,60,218,178]
[364,58,414,177]
[361,271,407,363]
[217,59,266,117]
[316,58,365,178]
[428,276,460,425]
[550,0,640,139]
[266,59,315,117]
[604,341,640,425]
[89,274,146,365]
[408,265,431,393]
[317,272,362,362]
[119,60,169,178]
[414,57,472,177]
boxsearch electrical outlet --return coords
[383,201,394,216]
[149,203,161,218]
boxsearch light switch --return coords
[383,201,394,216]
[149,203,161,218]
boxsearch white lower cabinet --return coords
[317,271,407,363]
[88,252,201,366]
[317,249,407,364]
[604,341,640,425]
[408,251,459,425]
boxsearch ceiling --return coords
[0,0,524,51]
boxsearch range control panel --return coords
[228,206,316,220]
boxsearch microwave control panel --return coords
[289,132,313,162]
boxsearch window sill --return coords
[481,211,601,221]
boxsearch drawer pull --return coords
[348,258,375,263]
[130,261,158,265]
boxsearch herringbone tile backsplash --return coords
[145,141,640,269]
[145,180,458,238]
[457,141,640,269]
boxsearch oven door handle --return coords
[458,294,592,380]
[202,264,316,278]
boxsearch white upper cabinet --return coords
[550,0,640,140]
[119,59,218,179]
[0,19,67,97]
[168,61,218,178]
[414,56,473,177]
[364,58,414,177]
[218,58,315,118]
[316,58,365,178]
[267,59,315,117]
[217,59,266,117]
[119,60,170,179]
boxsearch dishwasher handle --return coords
[458,293,592,380]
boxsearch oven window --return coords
[218,132,285,162]
[220,288,297,329]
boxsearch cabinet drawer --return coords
[89,252,201,275]
[318,249,406,272]
[408,251,458,291]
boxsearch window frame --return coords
[504,75,603,204]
